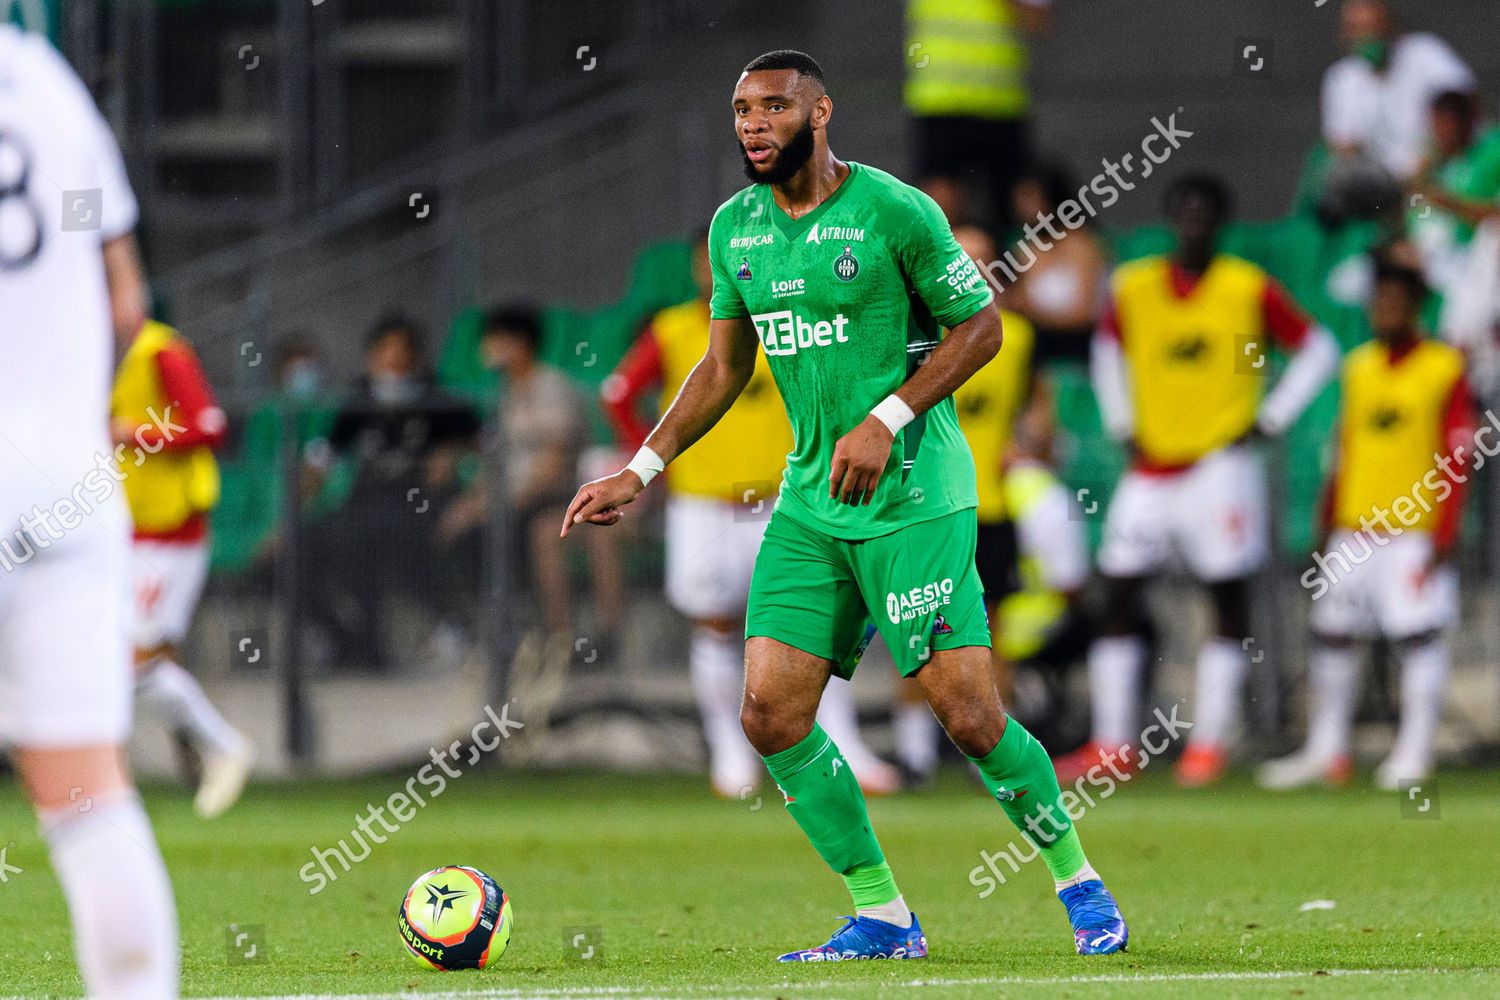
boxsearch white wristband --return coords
[870,394,916,436]
[625,445,666,488]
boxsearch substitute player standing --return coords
[112,317,253,818]
[564,50,1128,959]
[0,23,179,997]
[1261,262,1475,791]
[602,233,899,798]
[1056,175,1340,787]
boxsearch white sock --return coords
[857,893,912,927]
[893,701,939,775]
[1055,860,1102,892]
[136,659,244,756]
[1390,639,1450,768]
[1189,637,1245,748]
[816,679,879,769]
[689,628,758,787]
[42,793,179,999]
[1088,636,1145,748]
[1304,643,1361,761]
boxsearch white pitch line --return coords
[184,965,1500,1000]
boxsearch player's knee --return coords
[1312,630,1356,650]
[1392,630,1442,656]
[738,696,810,757]
[940,705,1005,758]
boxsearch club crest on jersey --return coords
[735,257,752,281]
[834,245,859,282]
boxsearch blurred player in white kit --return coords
[0,24,180,999]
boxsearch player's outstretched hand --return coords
[829,414,895,506]
[561,470,645,537]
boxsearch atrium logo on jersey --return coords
[752,310,851,355]
[886,578,955,624]
[805,224,866,245]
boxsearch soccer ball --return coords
[398,865,513,970]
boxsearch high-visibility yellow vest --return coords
[954,309,1034,522]
[1113,255,1270,465]
[1336,338,1463,533]
[905,0,1032,119]
[111,321,220,532]
[653,299,793,500]
[997,463,1070,661]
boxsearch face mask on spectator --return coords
[285,362,321,399]
[370,372,419,405]
[1354,36,1389,70]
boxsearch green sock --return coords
[762,724,898,907]
[968,716,1088,883]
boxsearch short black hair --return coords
[366,312,425,354]
[483,303,543,350]
[1164,173,1234,223]
[743,50,824,85]
[273,330,321,371]
[1372,258,1429,302]
[1431,88,1478,119]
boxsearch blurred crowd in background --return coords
[146,0,1500,774]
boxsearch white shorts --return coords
[132,539,211,648]
[1308,530,1458,639]
[665,495,770,621]
[1097,445,1268,582]
[0,513,133,748]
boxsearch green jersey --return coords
[707,162,994,539]
[1436,126,1500,243]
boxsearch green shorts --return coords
[746,506,990,678]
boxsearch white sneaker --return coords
[195,740,254,819]
[713,773,761,801]
[1257,751,1353,790]
[1374,753,1432,792]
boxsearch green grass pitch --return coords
[1,768,1496,998]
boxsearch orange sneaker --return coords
[1327,753,1354,786]
[1174,743,1227,786]
[1052,742,1137,786]
[852,758,903,797]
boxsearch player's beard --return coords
[740,115,816,185]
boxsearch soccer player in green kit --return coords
[562,50,1128,960]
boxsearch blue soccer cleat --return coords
[1059,880,1129,955]
[776,913,927,962]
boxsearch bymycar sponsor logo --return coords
[731,234,775,248]
[752,310,851,356]
[771,278,805,299]
[886,578,954,623]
